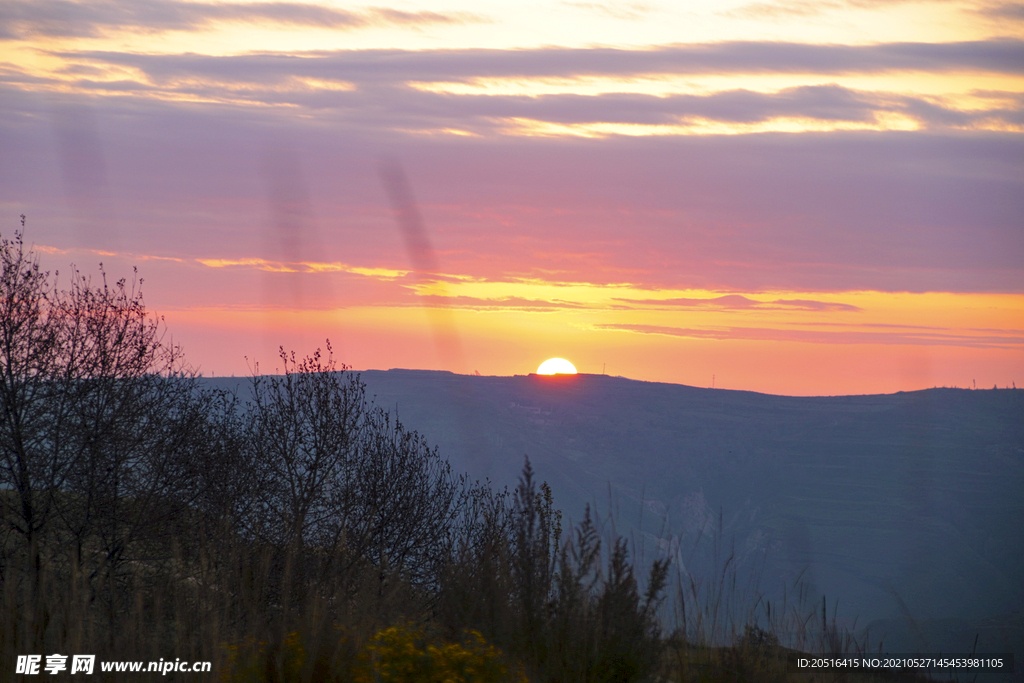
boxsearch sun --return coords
[537,358,577,375]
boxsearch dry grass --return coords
[1,484,918,683]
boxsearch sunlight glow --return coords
[495,115,927,138]
[537,358,578,375]
[197,258,409,279]
[408,73,1024,101]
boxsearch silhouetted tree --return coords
[0,229,65,617]
[511,456,561,663]
[0,228,213,639]
[349,404,466,591]
[245,344,365,552]
[242,342,471,611]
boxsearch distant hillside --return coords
[206,370,1024,656]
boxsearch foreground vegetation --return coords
[2,227,899,682]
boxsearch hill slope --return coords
[358,373,1021,621]
[207,371,1024,654]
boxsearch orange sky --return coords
[2,0,1022,394]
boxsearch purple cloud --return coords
[0,0,483,39]
[597,323,1023,349]
[615,295,862,311]
[50,39,1024,85]
[4,84,1019,294]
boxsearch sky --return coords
[1,0,1022,395]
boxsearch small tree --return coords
[243,343,470,612]
[511,457,561,664]
[245,344,365,552]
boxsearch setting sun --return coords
[537,358,578,375]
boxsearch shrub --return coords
[356,624,524,683]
